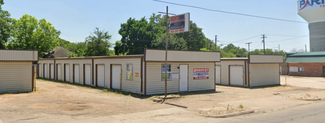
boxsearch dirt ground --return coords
[0,76,324,123]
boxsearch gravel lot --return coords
[0,76,324,123]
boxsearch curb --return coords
[200,110,255,118]
[296,98,321,101]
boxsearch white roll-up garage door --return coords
[65,64,70,82]
[112,65,121,89]
[215,66,221,84]
[74,65,80,83]
[230,66,244,86]
[57,64,62,80]
[44,64,48,79]
[50,64,54,79]
[97,65,105,87]
[85,64,91,85]
[39,64,42,78]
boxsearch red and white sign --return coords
[170,13,190,34]
[193,68,209,80]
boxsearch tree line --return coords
[0,1,286,58]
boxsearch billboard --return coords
[193,68,209,80]
[170,13,190,34]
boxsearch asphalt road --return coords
[195,101,325,123]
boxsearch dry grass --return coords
[198,104,250,115]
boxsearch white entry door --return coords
[215,66,221,84]
[112,65,121,89]
[230,66,244,86]
[57,64,62,80]
[179,65,188,92]
[85,65,91,85]
[74,65,80,83]
[44,64,48,78]
[50,64,54,79]
[97,65,105,87]
[65,64,70,82]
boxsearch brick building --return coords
[286,52,325,77]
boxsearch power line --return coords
[153,0,307,24]
[267,35,308,42]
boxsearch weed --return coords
[263,111,266,113]
[238,104,244,109]
[227,104,229,110]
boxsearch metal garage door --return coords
[112,65,121,89]
[215,66,221,84]
[97,65,105,87]
[85,64,91,85]
[0,62,32,93]
[230,66,244,86]
[57,64,62,80]
[44,64,48,78]
[39,64,42,78]
[65,64,70,82]
[74,65,80,83]
[50,64,54,79]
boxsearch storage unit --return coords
[215,55,283,88]
[0,50,38,93]
[38,49,220,95]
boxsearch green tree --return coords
[7,14,59,57]
[84,27,111,56]
[0,0,12,49]
[118,17,157,55]
[151,33,187,50]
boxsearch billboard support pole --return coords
[165,6,169,98]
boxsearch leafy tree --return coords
[0,0,12,49]
[151,33,187,50]
[114,40,124,55]
[84,27,111,56]
[7,14,59,57]
[62,42,86,57]
[118,17,157,55]
[58,38,70,46]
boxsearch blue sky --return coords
[3,0,309,52]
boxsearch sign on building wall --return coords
[135,73,139,77]
[172,73,179,79]
[170,13,190,34]
[193,68,209,80]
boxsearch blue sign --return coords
[300,0,325,10]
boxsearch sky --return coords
[2,0,309,52]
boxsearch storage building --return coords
[215,55,283,87]
[38,49,220,95]
[0,50,38,93]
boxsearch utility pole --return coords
[164,6,169,98]
[278,44,280,51]
[123,43,125,55]
[215,35,217,51]
[305,45,307,52]
[261,34,267,55]
[246,42,252,54]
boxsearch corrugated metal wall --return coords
[0,50,38,61]
[215,60,249,86]
[250,64,280,87]
[0,62,32,93]
[94,58,142,94]
[146,62,215,95]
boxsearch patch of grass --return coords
[238,104,244,109]
[262,111,266,113]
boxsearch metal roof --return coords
[286,52,325,63]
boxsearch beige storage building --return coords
[0,50,38,93]
[215,55,283,87]
[38,49,220,95]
